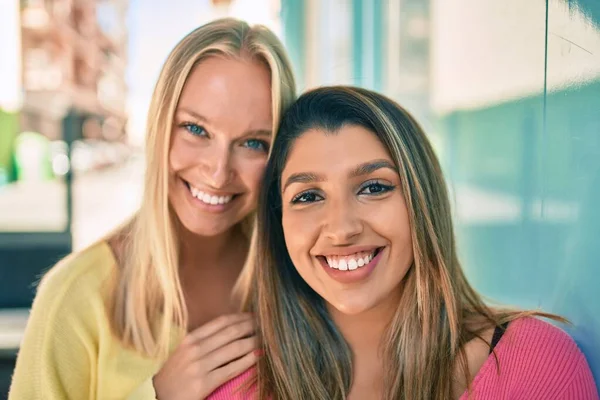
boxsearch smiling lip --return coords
[317,246,385,284]
[182,178,240,213]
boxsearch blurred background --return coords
[0,0,599,396]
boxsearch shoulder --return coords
[31,241,117,328]
[37,240,116,302]
[10,242,121,398]
[502,317,583,362]
[494,317,597,395]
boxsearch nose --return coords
[322,197,363,244]
[201,144,234,189]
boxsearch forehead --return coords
[177,56,273,125]
[283,125,393,175]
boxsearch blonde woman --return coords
[9,18,296,400]
[245,86,598,399]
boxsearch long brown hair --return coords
[243,86,561,399]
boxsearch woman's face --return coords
[280,125,414,316]
[169,56,273,237]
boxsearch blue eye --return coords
[244,139,268,152]
[359,181,395,195]
[291,191,322,204]
[182,123,206,136]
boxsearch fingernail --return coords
[254,349,264,357]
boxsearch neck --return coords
[328,294,401,398]
[178,223,247,273]
[176,223,250,329]
[329,298,397,354]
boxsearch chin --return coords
[328,296,375,316]
[184,221,237,237]
[188,226,231,237]
[173,202,251,239]
[175,213,236,236]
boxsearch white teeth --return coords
[348,259,358,270]
[324,250,379,271]
[188,184,233,205]
[326,257,338,269]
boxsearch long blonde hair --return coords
[245,86,561,399]
[111,18,296,359]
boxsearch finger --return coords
[206,348,259,393]
[193,319,256,359]
[187,313,253,343]
[203,335,259,372]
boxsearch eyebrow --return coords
[176,107,208,123]
[282,159,398,192]
[351,159,398,177]
[176,107,272,137]
[249,129,272,138]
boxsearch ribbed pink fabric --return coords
[207,368,256,400]
[207,318,599,399]
[459,317,598,399]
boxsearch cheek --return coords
[377,198,413,257]
[169,136,198,172]
[282,211,317,264]
[364,196,413,249]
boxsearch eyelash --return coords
[290,180,396,204]
[181,122,206,136]
[244,139,269,152]
[180,122,269,152]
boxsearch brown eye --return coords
[291,191,323,204]
[359,181,395,195]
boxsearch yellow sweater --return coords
[9,241,162,399]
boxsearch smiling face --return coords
[280,125,414,316]
[169,55,273,237]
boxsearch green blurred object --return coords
[0,109,19,186]
[280,0,306,91]
[351,0,384,91]
[13,132,54,183]
[0,168,8,188]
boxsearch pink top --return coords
[458,317,598,399]
[207,317,598,399]
[207,368,256,400]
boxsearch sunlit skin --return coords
[146,53,276,399]
[168,55,273,329]
[280,125,495,399]
[169,55,273,239]
[281,125,413,318]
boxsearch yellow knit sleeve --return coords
[8,250,108,400]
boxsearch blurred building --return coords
[19,0,129,142]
